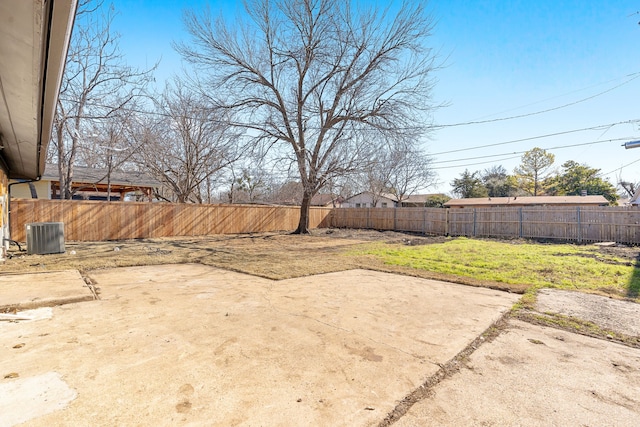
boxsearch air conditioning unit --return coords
[26,222,65,255]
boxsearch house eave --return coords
[0,0,77,179]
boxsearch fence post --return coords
[445,208,449,236]
[473,208,477,237]
[394,207,397,230]
[422,208,426,235]
[367,208,370,229]
[577,207,582,243]
[519,208,523,238]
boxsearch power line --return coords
[432,137,640,171]
[431,155,522,170]
[430,119,640,156]
[601,156,640,177]
[431,137,634,165]
[454,72,640,122]
[432,72,640,129]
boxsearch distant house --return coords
[444,195,609,209]
[10,164,161,201]
[342,192,397,208]
[341,191,445,208]
[310,194,344,208]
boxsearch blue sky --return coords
[108,0,640,196]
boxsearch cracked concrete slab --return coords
[0,270,93,310]
[0,264,517,426]
[395,319,640,427]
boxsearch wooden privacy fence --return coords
[10,200,640,244]
[330,206,640,245]
[10,199,331,242]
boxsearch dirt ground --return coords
[2,229,640,425]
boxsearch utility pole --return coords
[622,140,640,204]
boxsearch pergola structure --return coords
[43,164,159,201]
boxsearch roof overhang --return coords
[0,0,77,179]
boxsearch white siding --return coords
[343,192,396,208]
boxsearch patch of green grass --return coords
[352,237,640,298]
[628,267,640,298]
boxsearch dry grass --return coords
[1,229,529,293]
[2,231,370,277]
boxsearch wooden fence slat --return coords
[331,206,640,245]
[9,199,332,242]
[10,199,640,245]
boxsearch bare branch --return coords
[178,0,440,231]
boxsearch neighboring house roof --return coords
[42,164,161,189]
[343,191,397,203]
[444,195,609,208]
[400,193,447,204]
[0,0,77,179]
[344,191,444,204]
[379,192,400,202]
[310,194,342,206]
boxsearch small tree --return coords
[451,170,488,198]
[513,147,555,196]
[424,194,451,208]
[482,165,516,197]
[177,0,439,233]
[545,161,618,204]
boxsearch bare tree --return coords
[226,167,270,204]
[51,1,155,199]
[133,81,242,203]
[361,155,391,208]
[361,139,434,205]
[265,180,304,206]
[385,145,435,204]
[357,137,435,206]
[618,180,638,198]
[322,175,358,207]
[177,0,439,233]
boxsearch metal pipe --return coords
[622,140,640,149]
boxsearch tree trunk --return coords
[294,191,312,234]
